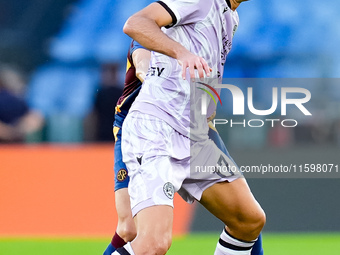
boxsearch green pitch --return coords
[1,233,340,255]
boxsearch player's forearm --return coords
[124,2,211,80]
[132,48,151,82]
[123,15,188,60]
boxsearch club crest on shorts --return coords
[163,182,175,200]
[117,169,128,182]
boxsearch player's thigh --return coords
[200,178,264,228]
[132,205,173,252]
[205,124,264,226]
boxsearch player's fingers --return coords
[136,71,146,82]
[200,58,211,77]
[177,60,186,80]
[195,61,204,80]
[181,62,187,80]
[189,62,196,79]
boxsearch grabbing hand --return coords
[136,70,147,82]
[177,51,211,80]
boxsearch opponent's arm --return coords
[132,48,151,82]
[123,2,211,80]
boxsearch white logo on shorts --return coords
[163,182,175,200]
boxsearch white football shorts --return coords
[121,111,242,216]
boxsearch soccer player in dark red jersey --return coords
[103,40,150,255]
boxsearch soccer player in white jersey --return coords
[113,0,266,254]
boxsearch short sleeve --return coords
[157,0,210,28]
[130,40,145,56]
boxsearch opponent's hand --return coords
[132,48,151,83]
[136,70,147,82]
[177,51,211,80]
[207,111,216,122]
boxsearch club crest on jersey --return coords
[117,169,128,182]
[163,182,175,200]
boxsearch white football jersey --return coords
[130,0,239,141]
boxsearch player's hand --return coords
[177,51,211,80]
[133,48,151,83]
[136,70,147,82]
[207,111,216,122]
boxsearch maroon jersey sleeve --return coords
[116,40,145,106]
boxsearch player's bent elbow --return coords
[123,18,133,36]
[123,15,140,37]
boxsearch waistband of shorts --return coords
[129,102,190,138]
[131,197,173,217]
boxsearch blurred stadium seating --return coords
[1,0,340,242]
[0,0,339,144]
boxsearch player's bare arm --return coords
[123,2,211,80]
[132,48,151,82]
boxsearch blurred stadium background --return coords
[1,0,340,254]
